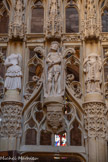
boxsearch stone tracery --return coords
[0,0,108,162]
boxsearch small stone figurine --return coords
[4,53,22,91]
[46,41,62,96]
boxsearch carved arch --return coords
[23,101,46,145]
[64,47,81,103]
[3,0,12,12]
[66,0,80,11]
[63,101,84,147]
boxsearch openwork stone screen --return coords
[0,0,108,162]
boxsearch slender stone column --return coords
[83,102,107,162]
[0,91,23,151]
[0,52,23,152]
[83,52,107,162]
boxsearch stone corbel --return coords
[44,97,65,133]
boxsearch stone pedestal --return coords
[84,93,104,103]
[4,90,21,102]
[0,90,23,151]
[44,96,65,133]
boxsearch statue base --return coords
[44,96,63,105]
[0,100,23,151]
[84,93,104,103]
[4,90,21,102]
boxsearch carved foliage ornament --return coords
[83,102,106,138]
[0,102,22,137]
[66,75,82,99]
[47,110,64,133]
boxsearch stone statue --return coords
[14,0,23,26]
[50,0,57,17]
[8,0,25,39]
[4,53,22,91]
[83,53,102,93]
[46,41,62,96]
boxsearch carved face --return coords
[51,43,59,51]
[89,56,96,62]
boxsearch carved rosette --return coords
[83,102,106,138]
[0,102,23,137]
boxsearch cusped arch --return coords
[3,0,12,11]
[25,129,37,145]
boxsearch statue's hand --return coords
[52,61,55,65]
[48,62,52,67]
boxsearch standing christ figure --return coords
[46,41,62,96]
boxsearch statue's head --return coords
[50,41,59,51]
[88,53,98,62]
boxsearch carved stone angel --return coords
[4,53,22,91]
